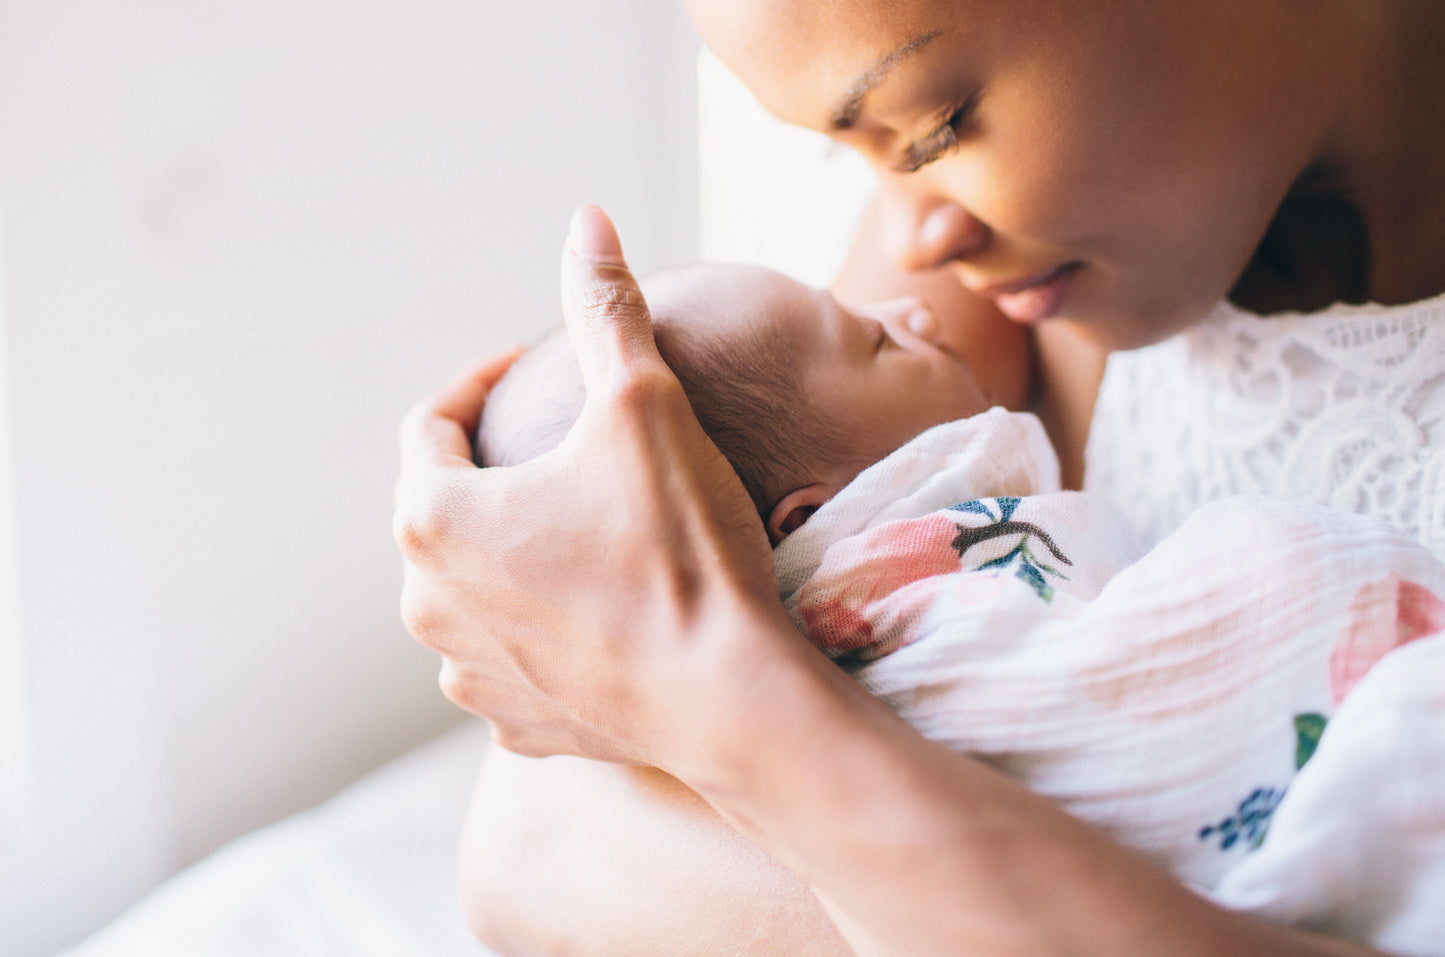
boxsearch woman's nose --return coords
[878,180,989,273]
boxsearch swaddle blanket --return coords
[774,408,1445,952]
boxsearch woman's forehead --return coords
[686,0,941,42]
[686,0,1207,129]
[686,0,948,126]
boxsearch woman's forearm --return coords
[461,746,851,957]
[671,611,1382,957]
[463,609,1383,957]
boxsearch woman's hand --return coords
[394,205,791,766]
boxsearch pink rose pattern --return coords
[1330,572,1445,703]
[798,513,961,659]
[797,497,1072,662]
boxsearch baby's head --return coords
[478,263,989,542]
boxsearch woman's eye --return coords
[895,91,981,174]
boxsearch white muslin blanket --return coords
[774,408,1445,954]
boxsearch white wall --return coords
[0,2,698,954]
[0,205,28,854]
[698,50,874,287]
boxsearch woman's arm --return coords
[461,748,851,957]
[399,207,1385,957]
[460,661,1379,957]
[685,654,1383,957]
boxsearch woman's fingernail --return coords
[568,205,626,265]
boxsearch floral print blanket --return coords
[773,409,1445,953]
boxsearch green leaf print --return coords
[1294,713,1328,770]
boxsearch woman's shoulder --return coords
[1084,292,1445,555]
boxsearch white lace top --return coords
[1084,293,1445,557]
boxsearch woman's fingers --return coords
[560,205,668,394]
[429,348,525,430]
[394,347,522,570]
[399,347,525,469]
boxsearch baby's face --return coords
[645,264,990,485]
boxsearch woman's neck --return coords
[1353,0,1445,304]
[1231,0,1445,315]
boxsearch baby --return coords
[478,262,992,543]
[477,263,1445,940]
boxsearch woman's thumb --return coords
[560,205,660,392]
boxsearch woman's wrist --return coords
[644,587,822,787]
[662,602,939,864]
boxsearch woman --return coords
[395,0,1445,953]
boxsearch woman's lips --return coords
[972,262,1083,324]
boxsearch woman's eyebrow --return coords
[829,30,941,130]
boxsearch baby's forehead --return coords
[643,262,824,349]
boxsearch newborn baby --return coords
[478,262,992,543]
[478,263,1445,942]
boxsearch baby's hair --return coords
[651,311,837,515]
[476,291,845,518]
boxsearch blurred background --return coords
[0,2,700,953]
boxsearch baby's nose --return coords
[878,297,940,344]
[902,300,940,342]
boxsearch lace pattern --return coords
[1085,293,1445,558]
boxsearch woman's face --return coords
[688,0,1326,349]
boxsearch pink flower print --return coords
[798,514,961,659]
[1330,573,1445,703]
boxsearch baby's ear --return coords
[767,483,838,546]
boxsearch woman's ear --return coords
[767,483,838,545]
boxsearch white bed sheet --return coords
[62,721,498,957]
